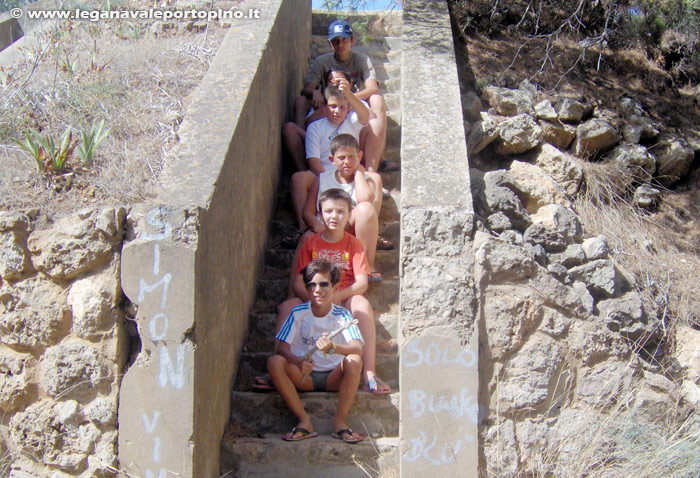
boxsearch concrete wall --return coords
[399,0,478,476]
[119,1,311,476]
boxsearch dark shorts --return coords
[310,370,332,391]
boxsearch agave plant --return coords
[77,119,110,165]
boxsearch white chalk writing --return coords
[404,431,469,466]
[407,388,478,423]
[142,411,160,434]
[158,343,187,389]
[403,340,476,369]
[138,274,172,310]
[141,206,173,241]
[149,313,169,341]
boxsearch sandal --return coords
[332,428,364,444]
[252,374,274,392]
[280,228,307,249]
[282,427,319,441]
[379,160,400,172]
[377,237,394,250]
[362,376,392,395]
[369,271,383,282]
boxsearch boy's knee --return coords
[267,354,286,373]
[344,354,362,372]
[283,122,301,138]
[295,95,310,109]
[354,201,376,217]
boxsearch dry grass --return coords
[0,0,237,225]
[574,161,700,335]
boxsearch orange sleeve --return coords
[297,236,313,275]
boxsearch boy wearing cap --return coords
[299,19,389,173]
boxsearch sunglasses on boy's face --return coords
[330,37,349,46]
[306,281,332,290]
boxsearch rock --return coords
[10,401,100,472]
[573,119,619,158]
[0,353,31,412]
[483,86,534,116]
[572,281,595,313]
[598,292,658,342]
[518,80,538,101]
[467,113,500,155]
[486,211,514,232]
[0,214,32,281]
[540,120,577,150]
[675,327,700,384]
[461,90,483,122]
[552,95,592,122]
[483,286,543,359]
[652,133,695,187]
[28,208,125,281]
[484,420,518,476]
[67,273,117,338]
[568,259,623,300]
[484,170,529,200]
[576,360,639,408]
[550,244,586,268]
[497,332,562,413]
[508,160,571,213]
[498,230,523,244]
[535,100,558,121]
[526,243,548,266]
[547,262,568,283]
[0,277,70,347]
[622,117,659,143]
[475,238,539,282]
[83,397,117,427]
[42,342,107,400]
[634,184,661,209]
[606,143,656,183]
[618,97,645,117]
[531,204,583,244]
[581,235,609,260]
[495,114,543,154]
[523,224,567,253]
[532,144,583,195]
[632,372,680,424]
[568,319,630,365]
[482,174,532,232]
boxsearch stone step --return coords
[254,278,399,314]
[221,435,399,478]
[379,191,400,222]
[235,351,399,391]
[228,391,399,436]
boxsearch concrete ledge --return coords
[399,0,478,476]
[119,1,311,477]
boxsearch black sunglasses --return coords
[305,281,332,290]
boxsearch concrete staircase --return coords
[220,20,403,478]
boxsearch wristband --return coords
[327,343,336,355]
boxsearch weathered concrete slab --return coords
[400,0,478,476]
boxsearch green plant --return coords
[14,130,46,172]
[15,127,79,173]
[77,119,110,165]
[37,126,79,172]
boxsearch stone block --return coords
[42,341,108,400]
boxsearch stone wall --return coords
[1,0,310,476]
[399,0,478,475]
[0,208,126,477]
[118,1,311,478]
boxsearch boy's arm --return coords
[303,178,325,233]
[352,163,375,204]
[333,274,368,303]
[305,124,327,175]
[291,272,309,301]
[317,336,363,357]
[337,78,370,126]
[276,341,312,372]
[353,78,380,102]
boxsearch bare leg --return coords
[291,171,315,230]
[294,95,311,129]
[366,171,383,218]
[326,354,363,435]
[363,94,387,172]
[267,354,314,438]
[350,201,378,271]
[283,122,307,172]
[341,295,388,393]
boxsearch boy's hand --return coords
[312,90,324,109]
[354,163,366,175]
[334,78,352,96]
[316,333,332,353]
[298,358,313,375]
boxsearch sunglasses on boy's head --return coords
[306,281,332,290]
